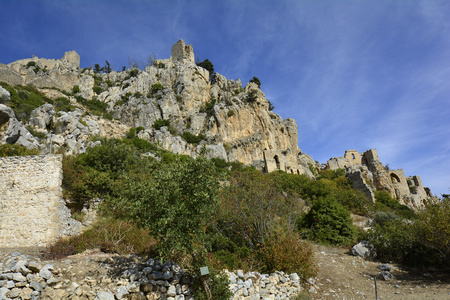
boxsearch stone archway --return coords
[390,173,401,184]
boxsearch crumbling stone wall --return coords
[325,149,436,209]
[0,155,80,248]
[170,39,195,63]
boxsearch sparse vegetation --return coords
[152,118,171,130]
[0,143,39,157]
[151,83,164,95]
[249,76,261,88]
[181,132,205,145]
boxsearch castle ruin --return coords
[324,149,435,209]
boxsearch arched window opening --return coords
[390,173,401,184]
[274,155,280,170]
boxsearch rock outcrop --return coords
[0,40,317,176]
[0,104,39,149]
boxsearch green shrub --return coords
[249,76,261,88]
[196,59,215,82]
[211,157,228,169]
[413,199,450,268]
[26,61,36,68]
[130,68,139,77]
[93,86,103,95]
[374,190,416,219]
[246,89,258,103]
[126,128,137,139]
[152,118,171,130]
[298,195,356,245]
[53,96,74,112]
[216,170,303,250]
[0,143,39,157]
[151,83,164,95]
[76,96,110,119]
[200,98,216,117]
[181,132,205,145]
[363,218,416,264]
[110,156,222,259]
[192,268,233,300]
[72,85,80,94]
[227,109,234,117]
[1,84,51,121]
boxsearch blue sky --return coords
[1,0,449,196]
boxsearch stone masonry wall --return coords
[0,155,80,248]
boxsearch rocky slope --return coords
[0,40,316,177]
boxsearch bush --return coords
[200,98,216,117]
[216,170,303,250]
[413,199,450,268]
[196,59,215,82]
[26,61,36,68]
[249,76,261,88]
[72,85,80,94]
[110,156,222,259]
[246,89,258,103]
[44,218,157,259]
[1,84,51,121]
[93,86,103,95]
[363,218,416,264]
[181,132,205,145]
[374,190,416,219]
[259,231,316,281]
[129,68,139,77]
[76,96,110,119]
[152,118,171,131]
[151,83,164,95]
[53,96,74,112]
[298,195,356,245]
[192,268,233,300]
[0,143,39,157]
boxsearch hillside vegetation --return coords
[4,133,435,297]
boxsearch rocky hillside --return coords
[0,40,316,177]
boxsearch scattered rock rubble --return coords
[0,250,304,300]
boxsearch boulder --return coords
[351,240,376,260]
[29,104,55,129]
[0,86,10,103]
[0,104,39,148]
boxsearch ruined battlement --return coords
[324,149,435,209]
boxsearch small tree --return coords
[249,76,261,88]
[94,64,102,73]
[104,60,112,74]
[197,59,215,82]
[114,156,222,258]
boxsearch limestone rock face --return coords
[0,40,316,176]
[0,104,39,148]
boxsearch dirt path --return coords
[312,244,450,300]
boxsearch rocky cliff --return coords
[0,40,316,177]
